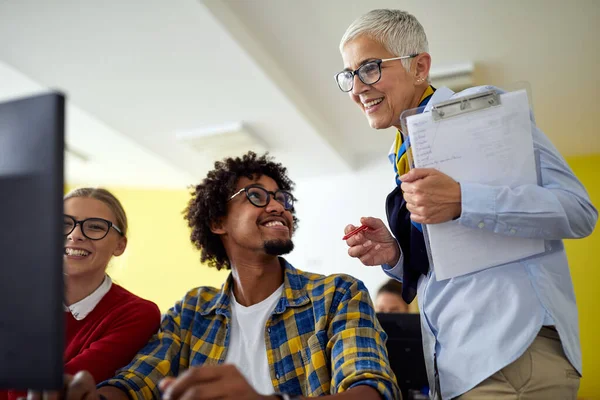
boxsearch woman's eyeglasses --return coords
[335,54,418,92]
[64,215,123,240]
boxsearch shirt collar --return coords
[423,86,455,112]
[64,275,112,320]
[200,257,310,317]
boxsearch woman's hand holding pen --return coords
[344,217,400,267]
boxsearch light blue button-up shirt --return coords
[384,86,597,399]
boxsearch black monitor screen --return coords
[377,313,429,398]
[0,92,65,390]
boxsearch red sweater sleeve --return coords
[64,299,161,383]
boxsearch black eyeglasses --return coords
[228,185,294,211]
[335,54,418,92]
[64,215,123,240]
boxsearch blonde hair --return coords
[340,9,429,73]
[64,188,128,236]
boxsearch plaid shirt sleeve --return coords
[327,277,401,400]
[98,298,187,400]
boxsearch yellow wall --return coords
[77,187,230,312]
[564,154,600,399]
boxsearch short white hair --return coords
[340,9,429,72]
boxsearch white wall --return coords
[286,156,396,301]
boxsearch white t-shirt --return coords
[224,284,284,395]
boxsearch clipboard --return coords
[399,88,546,280]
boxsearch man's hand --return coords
[344,217,400,267]
[400,168,462,224]
[160,365,274,400]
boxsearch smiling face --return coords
[213,175,295,261]
[341,35,430,130]
[63,197,127,279]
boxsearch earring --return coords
[416,77,424,84]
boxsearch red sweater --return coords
[3,284,160,400]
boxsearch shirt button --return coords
[275,373,280,379]
[478,222,485,229]
[267,327,271,333]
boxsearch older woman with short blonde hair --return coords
[339,9,596,400]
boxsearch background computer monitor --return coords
[377,313,429,399]
[0,92,65,390]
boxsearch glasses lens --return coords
[82,218,110,239]
[63,216,75,235]
[336,71,354,92]
[275,191,294,210]
[358,62,381,84]
[246,187,269,207]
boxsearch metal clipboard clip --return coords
[431,89,501,121]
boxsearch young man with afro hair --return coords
[59,152,400,400]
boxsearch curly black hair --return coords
[184,151,299,270]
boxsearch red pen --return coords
[342,224,369,240]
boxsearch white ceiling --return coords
[0,61,195,188]
[0,0,598,188]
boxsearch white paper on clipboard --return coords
[402,89,545,280]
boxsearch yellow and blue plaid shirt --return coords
[101,259,400,399]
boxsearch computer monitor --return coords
[0,92,65,390]
[377,313,429,399]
